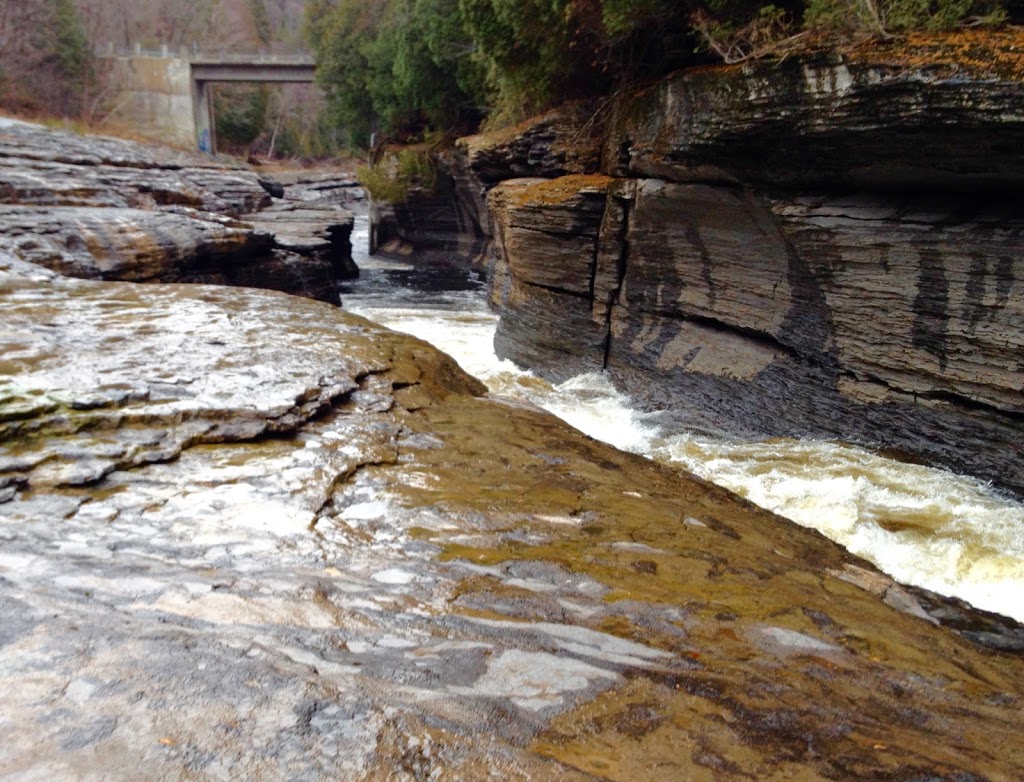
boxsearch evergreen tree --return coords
[306,0,1012,147]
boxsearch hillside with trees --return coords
[306,0,1016,148]
[1,0,1018,157]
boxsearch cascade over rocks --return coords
[472,41,1024,495]
[0,123,357,303]
[2,260,1024,777]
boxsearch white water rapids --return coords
[343,219,1024,624]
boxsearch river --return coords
[341,216,1024,624]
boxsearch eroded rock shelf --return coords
[0,123,358,304]
[2,261,1024,779]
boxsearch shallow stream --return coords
[342,216,1024,624]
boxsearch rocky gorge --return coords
[420,31,1024,496]
[3,247,1024,779]
[3,61,1024,778]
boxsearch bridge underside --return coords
[192,61,317,155]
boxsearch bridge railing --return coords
[94,42,315,66]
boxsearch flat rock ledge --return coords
[0,123,357,303]
[1,265,1023,780]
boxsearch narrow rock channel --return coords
[2,124,1024,780]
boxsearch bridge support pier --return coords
[189,60,317,155]
[193,81,216,155]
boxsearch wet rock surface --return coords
[2,264,1024,779]
[0,123,270,215]
[246,169,363,282]
[244,202,358,282]
[0,123,356,303]
[482,40,1024,494]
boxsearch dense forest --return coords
[306,0,1014,148]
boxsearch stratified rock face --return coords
[367,103,605,273]
[453,101,606,269]
[0,123,270,215]
[489,176,612,377]
[0,204,271,281]
[370,185,466,257]
[610,184,1024,490]
[245,202,359,281]
[3,265,1024,778]
[457,100,604,187]
[604,44,1024,189]
[486,45,1024,494]
[0,123,356,303]
[369,153,492,272]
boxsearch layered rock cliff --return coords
[0,122,357,302]
[478,33,1024,494]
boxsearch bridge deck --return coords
[191,62,316,83]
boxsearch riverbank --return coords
[3,259,1024,778]
[3,121,1024,779]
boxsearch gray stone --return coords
[3,267,1024,779]
[0,123,357,303]
[477,53,1024,495]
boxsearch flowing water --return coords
[341,216,1024,624]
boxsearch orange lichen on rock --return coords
[843,28,1024,81]
[513,174,613,206]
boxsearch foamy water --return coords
[344,224,1024,624]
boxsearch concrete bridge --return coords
[99,49,317,153]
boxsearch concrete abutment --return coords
[99,53,316,154]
